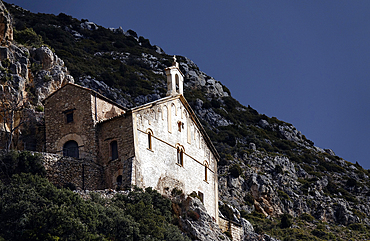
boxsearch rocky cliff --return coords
[1,1,370,240]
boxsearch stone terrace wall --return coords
[42,152,104,190]
[219,217,243,241]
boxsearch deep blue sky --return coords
[6,1,370,169]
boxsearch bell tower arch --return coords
[165,55,185,96]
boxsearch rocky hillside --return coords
[1,1,370,240]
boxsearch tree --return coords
[0,86,28,152]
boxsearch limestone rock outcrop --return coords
[3,2,370,240]
[180,57,229,98]
[179,197,231,241]
[0,1,13,45]
[218,148,370,228]
[28,46,74,105]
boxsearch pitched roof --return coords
[46,83,220,161]
[131,94,220,162]
[43,83,128,111]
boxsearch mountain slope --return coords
[2,1,370,240]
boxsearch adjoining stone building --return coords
[44,57,220,221]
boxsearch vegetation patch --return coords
[277,190,291,201]
[300,213,314,222]
[0,150,46,180]
[229,163,243,178]
[219,203,234,220]
[0,172,190,241]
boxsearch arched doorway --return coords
[63,140,79,158]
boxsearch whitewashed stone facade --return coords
[44,57,220,222]
[133,94,219,221]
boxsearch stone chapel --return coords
[44,57,219,221]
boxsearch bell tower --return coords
[165,55,184,96]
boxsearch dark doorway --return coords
[116,175,123,186]
[63,140,79,158]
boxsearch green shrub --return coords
[323,179,338,195]
[244,193,254,206]
[352,209,365,220]
[280,213,293,228]
[245,210,266,222]
[318,159,345,173]
[229,163,243,178]
[348,223,366,231]
[346,178,359,187]
[0,151,46,179]
[300,213,314,222]
[0,174,190,241]
[254,224,264,234]
[274,140,296,151]
[171,187,183,196]
[311,229,330,239]
[301,163,313,173]
[219,204,234,220]
[277,190,291,201]
[211,99,221,108]
[14,27,44,47]
[35,105,44,112]
[337,188,359,204]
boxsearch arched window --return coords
[204,162,208,182]
[63,140,79,158]
[147,129,153,150]
[175,74,179,93]
[110,140,118,160]
[177,147,184,166]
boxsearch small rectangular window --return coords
[178,121,182,132]
[177,148,183,166]
[63,108,76,123]
[66,112,73,123]
[148,133,152,150]
[111,141,118,160]
[204,165,208,182]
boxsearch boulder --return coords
[334,201,359,225]
[249,143,256,151]
[180,197,230,241]
[34,46,55,70]
[259,119,269,129]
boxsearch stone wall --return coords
[132,96,219,222]
[42,152,104,190]
[96,114,135,189]
[45,84,96,159]
[43,84,220,222]
[219,217,243,241]
[45,84,127,162]
[92,95,125,123]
